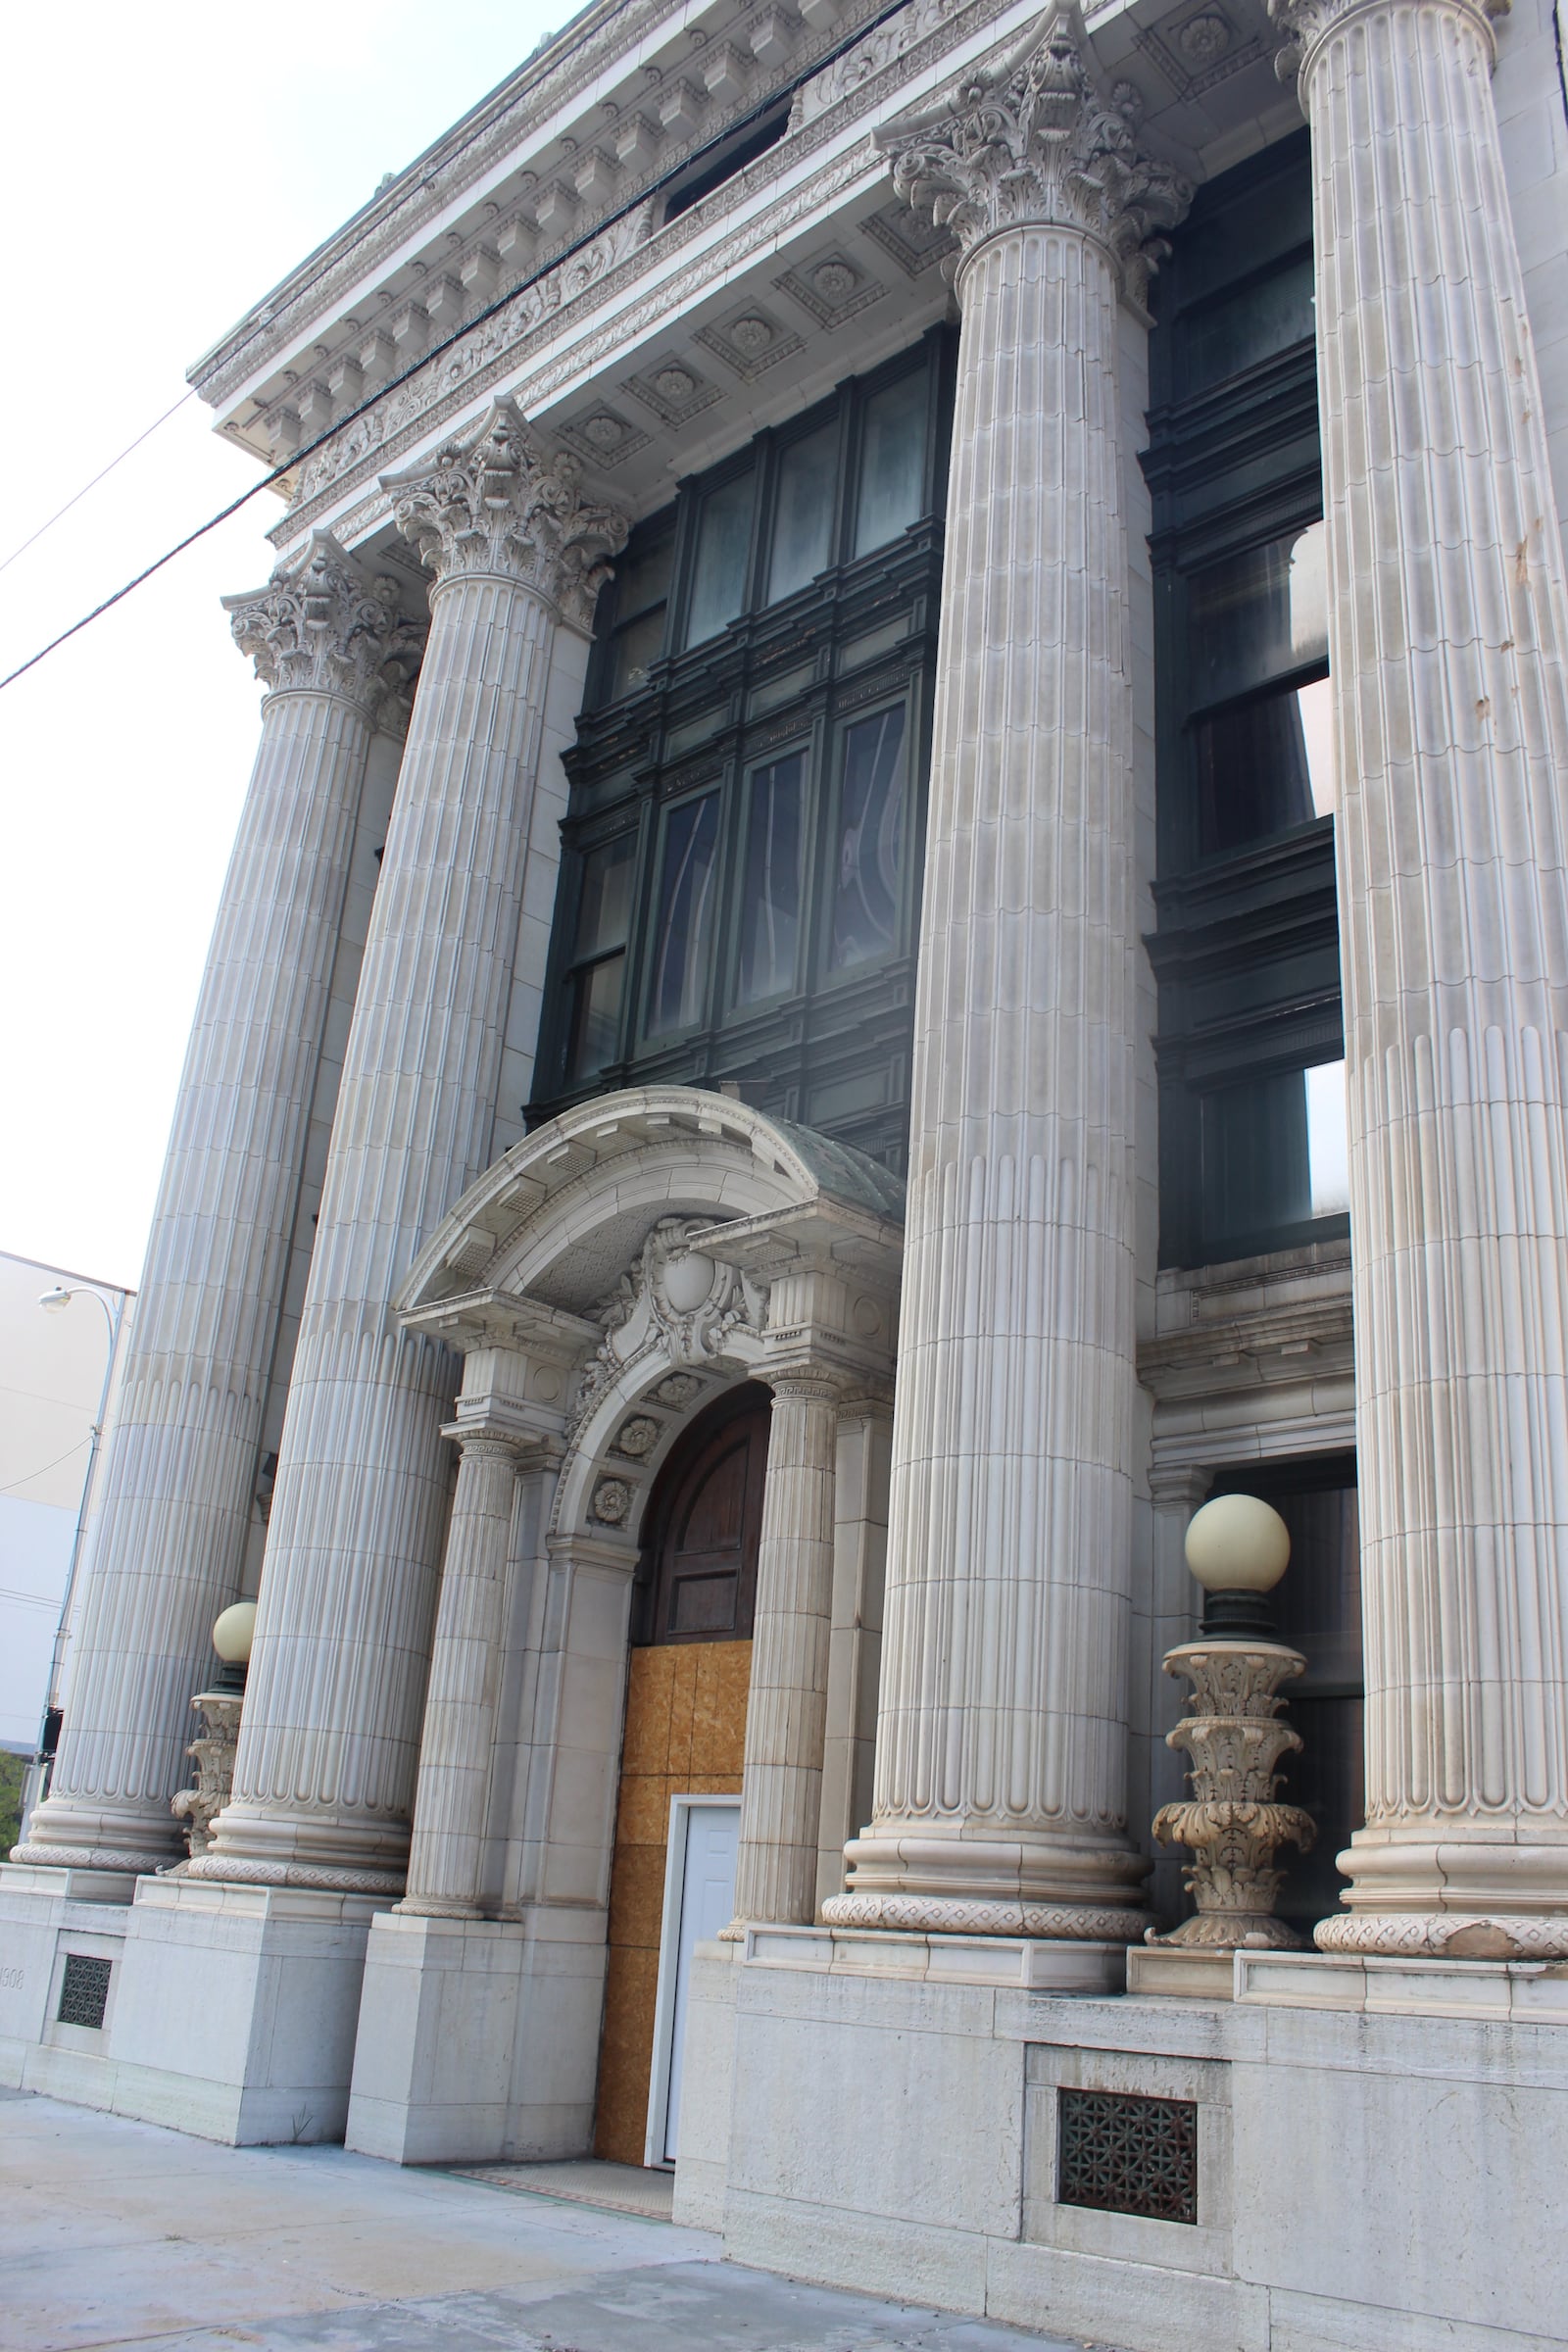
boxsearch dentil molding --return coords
[877,2,1192,306]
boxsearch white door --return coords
[660,1799,740,2162]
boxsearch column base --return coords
[12,1794,182,1885]
[1315,1912,1568,1958]
[189,1798,409,1897]
[827,1829,1152,1941]
[1317,1829,1568,1957]
[344,1905,608,2166]
[821,1891,1152,1940]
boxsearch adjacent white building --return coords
[0,1253,133,1775]
[3,0,1568,2342]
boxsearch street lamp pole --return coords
[21,1284,127,1834]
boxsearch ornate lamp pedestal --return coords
[171,1602,254,1866]
[1129,1495,1315,1999]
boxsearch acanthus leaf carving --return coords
[565,1215,768,1438]
[1147,1640,1316,1951]
[876,3,1192,310]
[382,396,627,629]
[223,529,425,715]
[171,1690,244,1859]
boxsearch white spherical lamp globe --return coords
[1185,1494,1292,1593]
[211,1600,258,1666]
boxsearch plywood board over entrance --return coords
[595,1639,751,2163]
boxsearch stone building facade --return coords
[4,0,1568,2341]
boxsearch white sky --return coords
[0,1,560,1294]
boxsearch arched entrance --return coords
[595,1384,770,2165]
[352,1087,902,2172]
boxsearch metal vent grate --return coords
[57,1953,112,2031]
[1057,2087,1198,2225]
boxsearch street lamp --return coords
[24,1282,127,1828]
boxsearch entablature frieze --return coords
[196,0,944,453]
[194,0,1301,563]
[1139,1241,1352,1409]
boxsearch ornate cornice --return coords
[274,0,1017,541]
[1268,0,1508,81]
[222,530,425,713]
[382,398,627,628]
[192,0,908,419]
[877,4,1192,309]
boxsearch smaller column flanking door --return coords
[650,1796,741,2164]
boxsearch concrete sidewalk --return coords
[0,2089,1106,2352]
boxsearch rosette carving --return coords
[382,396,628,628]
[1148,1639,1316,1951]
[224,529,425,714]
[876,3,1191,308]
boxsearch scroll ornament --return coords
[224,529,425,715]
[876,4,1192,311]
[384,396,628,630]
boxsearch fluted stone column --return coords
[825,13,1187,1940]
[192,404,625,1893]
[726,1373,843,1931]
[396,1429,521,1917]
[14,535,418,1884]
[1271,0,1568,1957]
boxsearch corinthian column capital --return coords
[1269,0,1508,82]
[223,529,424,715]
[877,4,1191,307]
[382,397,628,629]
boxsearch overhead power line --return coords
[0,0,918,704]
[0,390,198,579]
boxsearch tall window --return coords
[533,333,954,1173]
[1147,133,1346,1268]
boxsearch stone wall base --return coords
[343,1906,607,2165]
[685,1926,1568,2352]
[0,1870,386,2144]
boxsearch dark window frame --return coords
[1146,131,1347,1271]
[530,327,954,1173]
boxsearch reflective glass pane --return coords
[565,954,625,1085]
[767,425,839,605]
[854,372,927,558]
[1178,254,1316,397]
[572,835,636,960]
[735,753,805,1004]
[684,470,756,647]
[648,794,720,1034]
[608,608,666,701]
[1201,1055,1348,1247]
[831,707,906,970]
[1189,520,1328,709]
[1194,671,1336,858]
[614,531,674,620]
